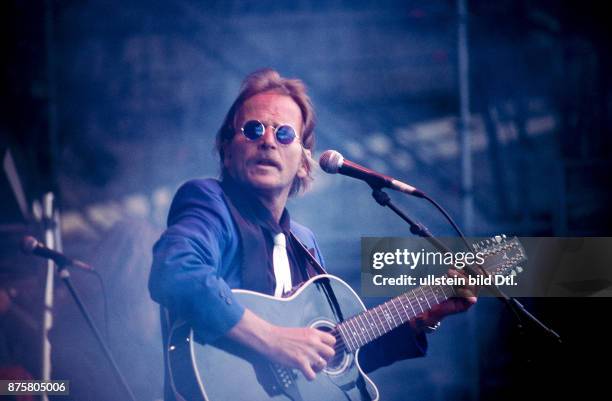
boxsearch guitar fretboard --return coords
[335,284,457,352]
[332,236,525,353]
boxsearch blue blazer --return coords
[149,178,426,376]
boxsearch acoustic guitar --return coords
[166,236,526,401]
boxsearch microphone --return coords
[21,236,94,272]
[319,150,424,197]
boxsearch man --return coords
[149,69,475,400]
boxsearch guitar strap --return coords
[290,232,349,324]
[289,231,328,277]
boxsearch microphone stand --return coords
[370,187,561,343]
[54,262,138,401]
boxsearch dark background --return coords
[1,1,610,400]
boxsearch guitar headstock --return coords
[473,235,527,278]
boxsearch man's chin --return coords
[243,175,285,193]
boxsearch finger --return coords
[447,297,476,313]
[455,286,478,300]
[448,268,464,278]
[317,344,336,360]
[317,331,337,346]
[311,356,326,373]
[461,296,477,306]
[300,358,317,381]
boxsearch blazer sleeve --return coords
[148,180,245,343]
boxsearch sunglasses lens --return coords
[242,120,264,140]
[275,125,296,145]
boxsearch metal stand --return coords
[40,192,57,401]
[370,187,561,342]
[55,265,138,401]
[36,193,137,401]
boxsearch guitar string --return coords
[335,284,457,351]
[334,291,429,352]
[332,241,520,351]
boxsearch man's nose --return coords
[259,126,277,148]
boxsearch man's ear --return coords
[297,148,312,179]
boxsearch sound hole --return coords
[312,321,350,375]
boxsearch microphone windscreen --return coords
[319,150,344,174]
[21,236,39,254]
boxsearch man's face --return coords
[223,91,309,198]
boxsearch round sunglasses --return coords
[240,120,298,145]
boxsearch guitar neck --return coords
[335,283,457,352]
[334,236,526,353]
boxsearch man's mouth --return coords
[252,157,281,170]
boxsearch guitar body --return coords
[166,275,379,401]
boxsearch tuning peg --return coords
[516,266,523,273]
[502,234,507,240]
[495,235,502,243]
[510,270,517,276]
